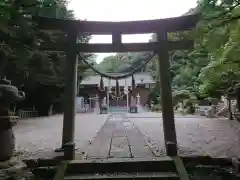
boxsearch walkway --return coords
[86,113,154,159]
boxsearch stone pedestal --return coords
[0,109,15,161]
[100,106,108,114]
[166,141,177,156]
[64,142,75,160]
[0,157,32,179]
[130,96,138,113]
[0,128,15,161]
[129,106,138,113]
[232,158,240,173]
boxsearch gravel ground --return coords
[13,112,240,160]
[13,113,108,159]
[128,113,240,158]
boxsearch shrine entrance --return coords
[108,85,129,112]
[35,14,199,179]
[35,13,199,157]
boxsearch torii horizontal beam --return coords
[40,40,194,52]
[33,14,199,34]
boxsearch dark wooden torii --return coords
[35,15,199,159]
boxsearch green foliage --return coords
[0,0,92,115]
[197,0,240,96]
[95,0,240,110]
[2,0,240,114]
[94,52,147,73]
[150,104,162,112]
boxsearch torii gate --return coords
[35,14,198,159]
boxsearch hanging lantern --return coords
[99,76,104,91]
[116,80,120,97]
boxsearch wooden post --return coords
[112,32,121,45]
[58,31,78,159]
[156,31,178,156]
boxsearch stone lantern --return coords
[0,78,25,161]
[99,77,107,114]
[129,76,138,113]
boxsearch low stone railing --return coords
[9,108,38,119]
[17,109,38,119]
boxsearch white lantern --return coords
[124,85,128,94]
[136,93,140,105]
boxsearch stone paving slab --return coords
[110,137,131,158]
[86,119,113,159]
[125,124,154,158]
[128,139,154,158]
[85,114,155,159]
[86,137,111,159]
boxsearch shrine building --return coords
[79,72,155,110]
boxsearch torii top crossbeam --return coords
[34,14,199,53]
[34,15,198,34]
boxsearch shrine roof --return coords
[81,72,155,87]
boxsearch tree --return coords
[0,0,95,161]
[86,0,240,111]
[196,0,240,105]
[1,0,93,115]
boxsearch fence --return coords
[17,109,38,118]
[10,107,38,119]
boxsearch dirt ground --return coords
[13,113,240,160]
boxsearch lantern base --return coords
[129,106,138,113]
[0,113,15,161]
[100,107,108,114]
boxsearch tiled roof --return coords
[81,72,155,87]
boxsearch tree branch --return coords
[203,1,240,21]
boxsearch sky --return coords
[68,0,198,63]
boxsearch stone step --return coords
[64,172,179,179]
[32,157,177,179]
[31,156,235,179]
[65,157,176,174]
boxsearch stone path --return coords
[86,114,154,159]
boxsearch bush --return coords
[184,100,196,114]
[150,104,162,112]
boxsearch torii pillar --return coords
[56,30,78,160]
[157,31,178,156]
